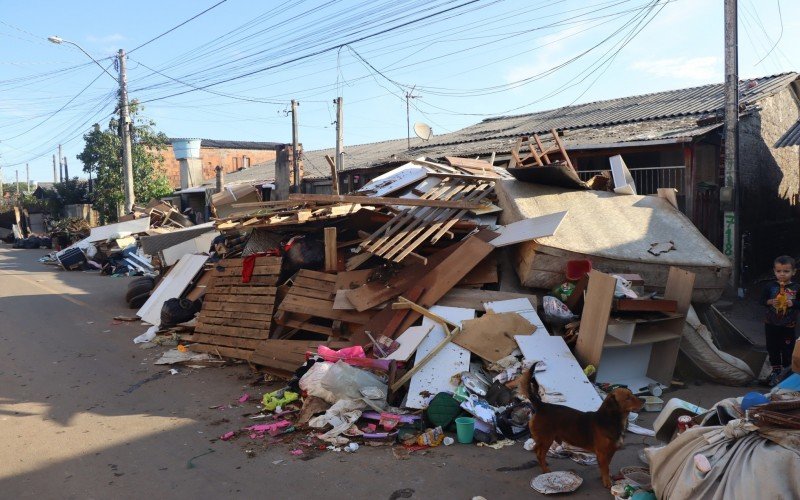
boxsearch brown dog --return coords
[519,363,643,488]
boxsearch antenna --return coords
[413,122,433,141]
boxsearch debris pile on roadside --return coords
[28,137,787,496]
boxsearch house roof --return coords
[169,138,282,150]
[225,72,800,182]
[776,120,800,148]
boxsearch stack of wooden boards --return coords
[182,256,280,359]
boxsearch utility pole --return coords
[335,97,344,181]
[723,0,740,293]
[291,99,300,193]
[119,49,135,214]
[58,144,63,183]
[25,163,29,194]
[52,154,57,183]
[405,86,419,150]
[63,157,69,181]
[0,162,4,202]
[15,169,19,204]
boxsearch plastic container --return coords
[566,259,592,280]
[642,396,664,412]
[455,417,475,444]
[653,398,706,442]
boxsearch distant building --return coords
[159,139,282,188]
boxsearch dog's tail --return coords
[518,362,542,409]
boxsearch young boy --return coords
[761,255,800,385]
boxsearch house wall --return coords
[158,147,277,188]
[739,86,800,279]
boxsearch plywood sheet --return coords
[405,306,474,409]
[137,254,208,326]
[384,324,434,362]
[515,335,603,412]
[483,298,548,336]
[161,231,218,266]
[453,312,535,362]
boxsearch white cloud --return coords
[631,56,720,81]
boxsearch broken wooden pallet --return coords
[182,256,281,360]
[274,269,373,338]
[250,339,351,378]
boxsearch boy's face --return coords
[774,263,795,284]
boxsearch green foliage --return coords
[78,101,173,222]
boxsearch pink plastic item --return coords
[238,394,250,403]
[318,345,365,362]
[566,259,592,280]
[247,420,291,438]
[220,431,236,441]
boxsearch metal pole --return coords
[406,93,411,150]
[335,97,343,177]
[0,162,4,203]
[723,0,740,292]
[119,49,135,213]
[291,99,300,193]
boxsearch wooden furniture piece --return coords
[575,267,695,391]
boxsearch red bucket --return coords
[566,259,592,281]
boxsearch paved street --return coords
[0,246,751,499]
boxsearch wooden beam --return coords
[325,155,340,195]
[287,193,484,209]
[324,227,337,272]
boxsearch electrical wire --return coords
[128,0,229,55]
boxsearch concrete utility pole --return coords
[52,155,57,183]
[405,86,419,150]
[63,157,69,181]
[723,0,740,292]
[58,144,63,183]
[119,49,135,214]
[335,97,344,178]
[0,162,4,201]
[15,169,19,203]
[25,163,29,194]
[291,99,300,193]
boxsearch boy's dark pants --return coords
[765,324,796,367]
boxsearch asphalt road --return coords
[0,245,752,499]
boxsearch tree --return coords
[78,101,172,222]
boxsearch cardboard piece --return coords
[405,306,474,409]
[489,211,566,247]
[384,324,434,362]
[137,254,209,326]
[483,298,548,337]
[454,312,535,362]
[515,334,603,412]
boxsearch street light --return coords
[48,35,135,215]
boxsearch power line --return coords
[128,0,229,54]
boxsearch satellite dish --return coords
[413,122,433,141]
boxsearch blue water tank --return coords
[172,138,201,159]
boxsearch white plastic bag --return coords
[299,361,337,404]
[320,361,387,402]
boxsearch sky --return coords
[1,0,798,185]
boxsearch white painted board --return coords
[161,231,218,266]
[489,211,567,247]
[609,155,637,195]
[515,335,603,412]
[357,162,429,197]
[137,254,208,326]
[87,217,151,242]
[384,324,434,362]
[595,343,658,393]
[405,306,474,409]
[484,298,548,337]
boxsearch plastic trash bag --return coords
[320,361,387,403]
[543,296,575,326]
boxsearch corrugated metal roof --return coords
[776,120,800,148]
[225,73,799,182]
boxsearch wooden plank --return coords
[194,323,270,339]
[291,276,336,292]
[209,276,279,286]
[211,265,282,277]
[202,301,274,314]
[458,254,498,285]
[614,298,678,313]
[334,269,375,291]
[204,294,275,305]
[453,312,536,362]
[396,232,497,334]
[250,340,351,372]
[324,227,337,272]
[182,333,262,350]
[384,324,433,362]
[444,156,493,171]
[185,270,213,301]
[348,285,425,346]
[279,294,372,324]
[201,310,272,321]
[296,269,337,282]
[207,285,277,296]
[574,270,618,368]
[436,288,539,311]
[196,316,270,330]
[186,343,252,361]
[287,193,484,209]
[274,311,337,336]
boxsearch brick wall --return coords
[157,147,277,188]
